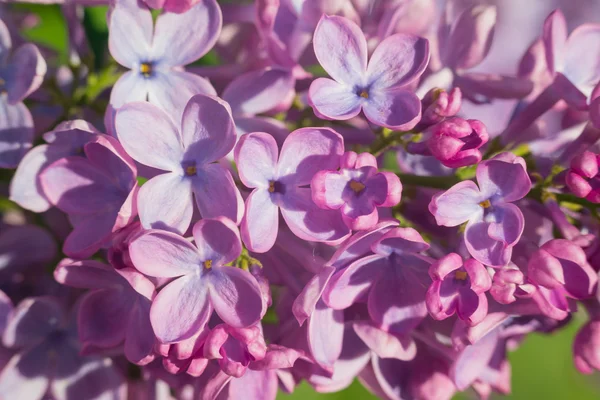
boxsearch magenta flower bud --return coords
[573,319,600,374]
[426,117,489,168]
[490,265,536,304]
[311,151,402,231]
[426,253,492,325]
[566,151,600,202]
[204,324,267,378]
[420,87,463,126]
[528,239,598,300]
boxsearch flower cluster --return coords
[0,1,600,399]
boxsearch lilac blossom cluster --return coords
[0,0,599,399]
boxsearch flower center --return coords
[454,270,468,280]
[185,165,197,176]
[204,260,212,269]
[359,90,369,99]
[349,180,366,193]
[140,62,153,77]
[268,180,285,194]
[479,199,491,208]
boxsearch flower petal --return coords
[0,96,33,169]
[428,180,483,227]
[353,321,416,361]
[129,229,202,278]
[115,101,183,171]
[5,43,46,104]
[3,297,63,349]
[181,94,235,164]
[192,217,242,266]
[63,211,119,259]
[108,0,153,68]
[125,300,155,365]
[324,254,386,309]
[0,344,50,399]
[277,127,344,186]
[476,158,531,202]
[223,67,295,116]
[280,187,350,244]
[562,24,600,100]
[54,259,125,290]
[78,288,130,349]
[137,172,194,234]
[367,34,429,90]
[192,164,243,224]
[362,89,421,131]
[235,132,278,189]
[464,219,512,267]
[486,203,525,247]
[109,71,150,108]
[542,9,567,75]
[307,301,344,370]
[150,274,211,343]
[308,78,362,121]
[152,0,222,67]
[313,15,367,86]
[241,189,279,253]
[208,267,264,328]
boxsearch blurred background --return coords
[5,1,600,398]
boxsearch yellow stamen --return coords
[479,199,491,208]
[455,270,468,280]
[268,181,276,193]
[140,63,152,76]
[359,90,369,99]
[349,180,366,193]
[204,260,212,269]
[185,165,197,176]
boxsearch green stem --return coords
[396,173,459,190]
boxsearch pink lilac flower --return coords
[40,134,139,258]
[234,128,350,253]
[311,151,402,230]
[429,153,532,267]
[418,87,462,127]
[426,253,492,325]
[0,297,125,400]
[108,0,220,119]
[308,15,429,130]
[324,227,431,335]
[128,217,264,343]
[54,258,156,365]
[490,264,536,304]
[9,120,98,212]
[566,150,600,202]
[0,18,46,169]
[115,94,243,234]
[573,317,600,374]
[408,117,489,168]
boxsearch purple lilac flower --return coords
[490,264,536,304]
[108,0,220,119]
[324,227,431,335]
[429,152,532,266]
[115,94,243,234]
[426,253,492,325]
[128,217,264,343]
[311,151,402,230]
[234,128,350,253]
[308,15,429,130]
[39,134,139,258]
[0,297,125,399]
[54,258,156,365]
[574,318,600,374]
[9,120,98,212]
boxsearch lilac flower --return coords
[115,94,243,234]
[429,153,532,266]
[311,151,402,230]
[426,253,491,325]
[54,258,156,365]
[0,297,125,400]
[143,0,199,13]
[0,18,46,169]
[308,15,429,130]
[408,117,489,168]
[542,9,600,109]
[0,224,56,273]
[528,239,598,301]
[323,227,431,335]
[566,150,600,202]
[234,129,350,253]
[490,264,536,304]
[10,120,98,212]
[128,217,264,343]
[108,0,220,119]
[39,134,139,258]
[419,87,463,127]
